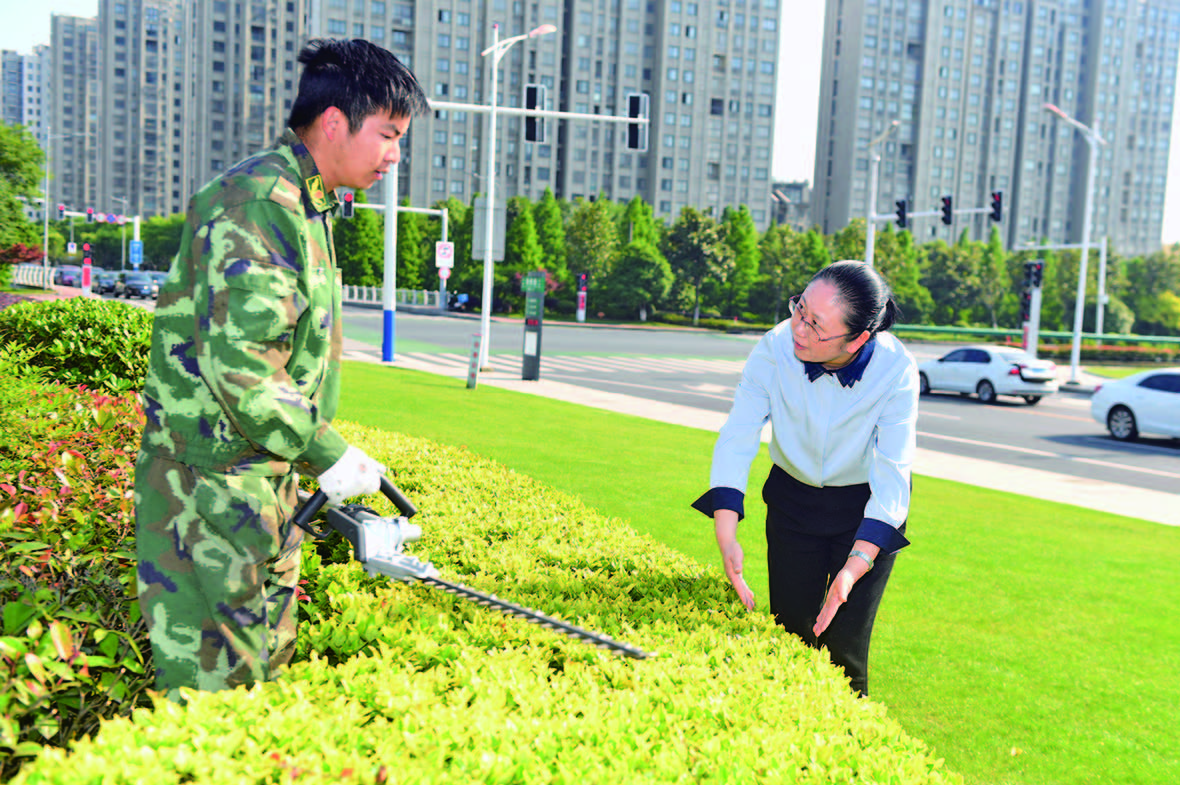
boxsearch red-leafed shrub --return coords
[0,346,152,779]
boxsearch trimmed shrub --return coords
[9,417,962,784]
[0,298,153,393]
[0,360,151,779]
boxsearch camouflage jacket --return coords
[139,129,349,477]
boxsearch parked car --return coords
[95,271,119,294]
[116,271,159,300]
[146,270,170,290]
[918,345,1059,405]
[54,265,83,287]
[1090,368,1180,441]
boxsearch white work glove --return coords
[316,445,386,506]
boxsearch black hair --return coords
[288,39,429,133]
[809,259,901,337]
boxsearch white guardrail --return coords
[11,266,442,309]
[343,285,443,309]
[12,264,56,289]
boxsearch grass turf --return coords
[338,360,1180,785]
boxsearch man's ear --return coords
[320,107,345,141]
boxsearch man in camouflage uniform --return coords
[135,39,428,699]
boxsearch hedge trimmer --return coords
[292,478,649,659]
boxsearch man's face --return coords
[332,111,412,191]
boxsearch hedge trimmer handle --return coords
[291,475,417,536]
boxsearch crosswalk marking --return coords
[370,351,749,378]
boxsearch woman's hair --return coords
[809,259,901,337]
[288,38,429,133]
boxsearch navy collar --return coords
[802,338,876,388]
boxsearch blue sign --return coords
[129,239,143,269]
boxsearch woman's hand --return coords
[813,541,878,636]
[813,568,855,637]
[715,510,755,610]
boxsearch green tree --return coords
[602,240,672,320]
[504,195,543,273]
[1124,248,1180,334]
[718,205,759,317]
[533,188,568,287]
[565,197,620,306]
[334,189,383,286]
[752,221,796,323]
[829,218,865,262]
[921,240,983,325]
[0,122,44,255]
[976,226,1009,327]
[796,227,832,283]
[396,199,426,290]
[663,206,734,325]
[619,195,661,248]
[140,214,186,271]
[873,225,932,324]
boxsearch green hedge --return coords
[0,298,154,393]
[8,416,960,784]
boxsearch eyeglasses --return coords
[788,294,855,343]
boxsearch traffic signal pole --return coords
[430,76,648,374]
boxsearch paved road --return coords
[341,307,1180,497]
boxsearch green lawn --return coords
[338,361,1179,785]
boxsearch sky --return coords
[7,2,1180,246]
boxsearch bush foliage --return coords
[0,298,153,393]
[7,412,960,784]
[0,349,152,780]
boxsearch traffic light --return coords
[57,203,65,220]
[1030,260,1044,288]
[576,272,589,292]
[341,191,354,219]
[894,199,907,229]
[940,195,953,225]
[1022,260,1036,288]
[990,191,1003,222]
[524,84,546,143]
[625,92,649,152]
[86,207,95,223]
[1020,290,1032,322]
[82,242,92,265]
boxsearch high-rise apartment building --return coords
[178,0,307,202]
[46,15,101,217]
[29,0,780,227]
[812,0,1180,256]
[318,0,782,228]
[97,0,184,219]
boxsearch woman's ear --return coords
[847,330,872,353]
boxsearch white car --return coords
[1090,368,1180,441]
[918,345,1059,405]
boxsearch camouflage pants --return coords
[134,452,304,700]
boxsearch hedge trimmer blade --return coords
[292,479,650,660]
[419,575,649,659]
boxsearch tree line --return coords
[2,118,1177,335]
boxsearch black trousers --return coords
[763,466,898,697]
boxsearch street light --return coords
[476,22,557,370]
[1043,102,1106,385]
[111,196,129,272]
[40,125,90,267]
[864,119,899,268]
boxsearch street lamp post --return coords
[112,196,129,272]
[477,22,557,370]
[864,120,899,268]
[1044,103,1105,385]
[41,125,90,267]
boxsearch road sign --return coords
[129,239,143,269]
[435,241,454,268]
[439,266,451,280]
[67,242,77,255]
